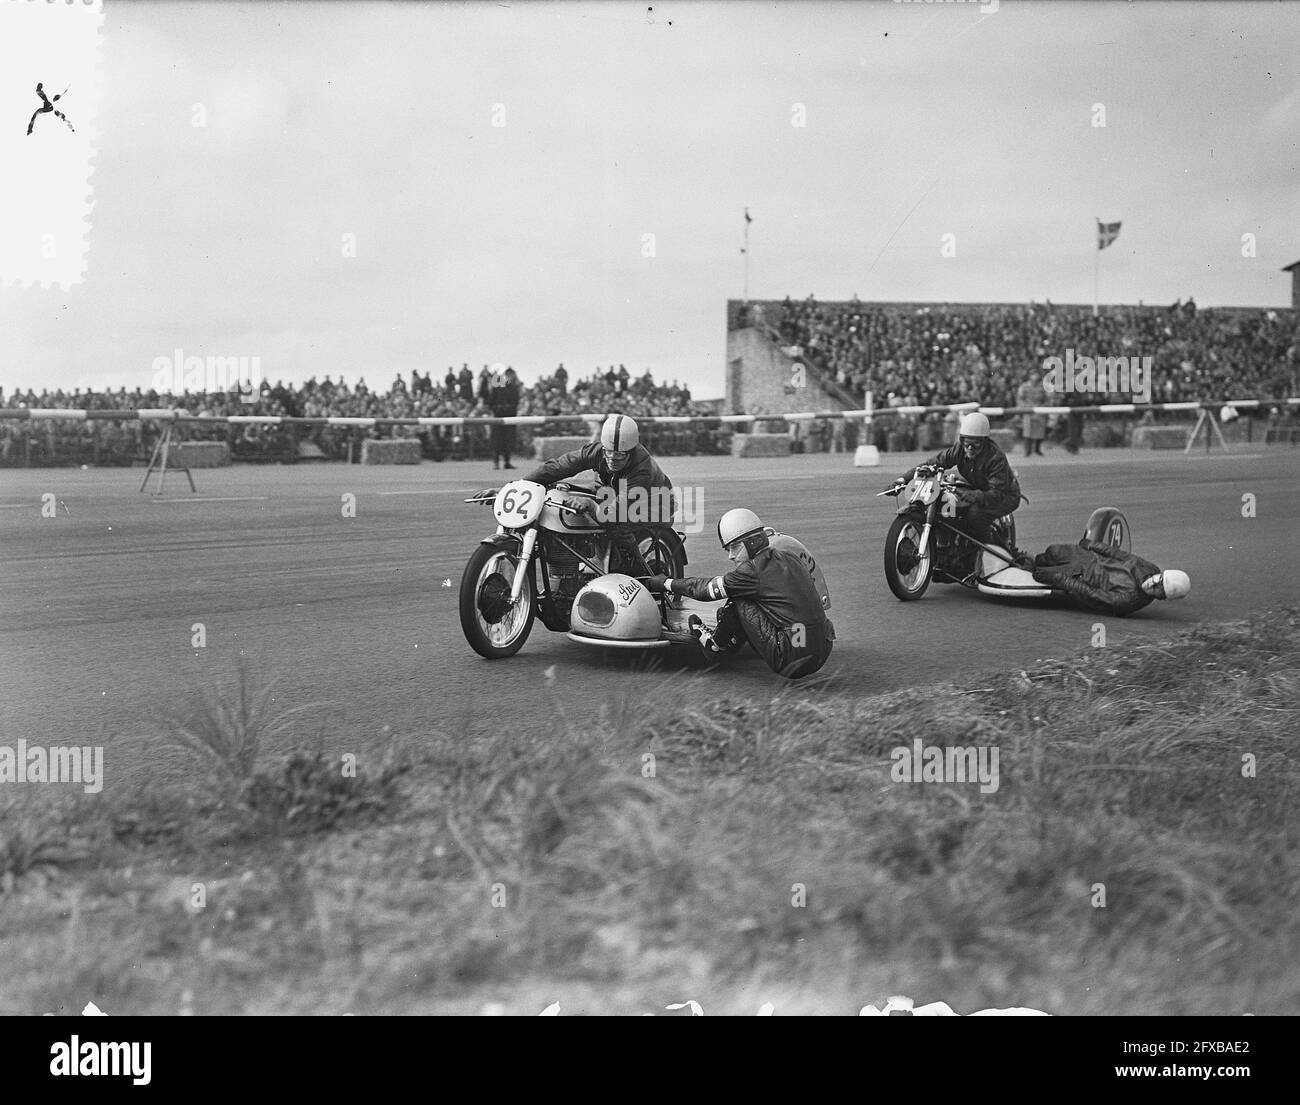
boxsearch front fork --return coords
[509,527,538,605]
[912,503,938,559]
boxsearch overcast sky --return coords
[3,0,1298,397]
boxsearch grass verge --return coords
[1,610,1296,1015]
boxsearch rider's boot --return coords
[688,614,722,654]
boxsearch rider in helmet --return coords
[522,413,674,573]
[891,410,1030,572]
[1031,540,1190,617]
[638,508,835,679]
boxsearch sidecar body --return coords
[973,506,1133,600]
[566,573,724,649]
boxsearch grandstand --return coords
[727,296,1299,417]
[5,293,1299,467]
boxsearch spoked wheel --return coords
[884,515,932,601]
[459,542,537,659]
[991,514,1018,554]
[1082,507,1130,552]
[638,528,687,577]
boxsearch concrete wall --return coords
[725,326,845,416]
[172,442,230,468]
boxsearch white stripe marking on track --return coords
[727,474,824,482]
[147,496,269,503]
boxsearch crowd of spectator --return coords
[0,365,703,467]
[759,295,1300,408]
[6,300,1300,467]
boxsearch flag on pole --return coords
[1097,220,1122,250]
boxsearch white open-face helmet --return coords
[1159,569,1190,600]
[600,414,639,452]
[1142,569,1190,600]
[959,411,990,439]
[718,507,769,557]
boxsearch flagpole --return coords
[743,211,751,302]
[1093,217,1100,318]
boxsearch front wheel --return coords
[459,541,537,659]
[884,514,932,601]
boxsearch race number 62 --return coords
[493,480,545,528]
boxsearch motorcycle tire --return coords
[639,528,688,577]
[1083,507,1131,552]
[884,514,933,601]
[459,541,537,659]
[991,515,1017,554]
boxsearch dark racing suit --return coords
[525,443,674,573]
[1032,539,1162,617]
[903,438,1022,546]
[670,546,835,679]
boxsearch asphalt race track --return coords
[1,447,1295,766]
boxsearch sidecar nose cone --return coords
[576,590,616,628]
[570,574,663,641]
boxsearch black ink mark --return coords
[27,82,75,136]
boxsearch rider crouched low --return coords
[895,411,1031,572]
[639,508,834,680]
[523,414,674,575]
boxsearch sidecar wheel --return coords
[1083,507,1130,552]
[459,542,537,659]
[884,515,932,601]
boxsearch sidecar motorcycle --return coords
[879,464,1131,603]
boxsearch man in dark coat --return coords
[639,508,834,679]
[1032,541,1190,616]
[488,365,521,469]
[524,414,673,574]
[896,410,1025,556]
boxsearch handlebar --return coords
[878,463,962,496]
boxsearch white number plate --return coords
[493,480,546,528]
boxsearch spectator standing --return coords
[1016,371,1047,456]
[457,364,474,403]
[1063,389,1085,455]
[488,364,520,469]
[555,363,568,396]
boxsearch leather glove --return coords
[472,487,498,500]
[638,575,669,594]
[563,497,598,518]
